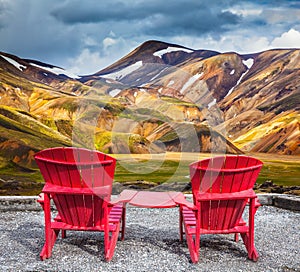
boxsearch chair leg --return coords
[185,229,199,263]
[104,224,121,261]
[241,198,259,261]
[240,233,258,261]
[121,206,126,241]
[236,219,246,242]
[104,204,123,261]
[40,193,59,260]
[40,229,60,260]
[179,206,184,242]
[182,207,200,263]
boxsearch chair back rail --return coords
[190,155,262,230]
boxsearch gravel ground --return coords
[0,205,299,272]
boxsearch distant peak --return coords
[139,40,194,52]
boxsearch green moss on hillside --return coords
[114,159,189,184]
[50,99,78,113]
[161,96,202,108]
[119,108,170,122]
[94,130,151,154]
[94,131,112,153]
[0,105,71,146]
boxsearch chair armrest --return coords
[109,189,138,205]
[196,188,257,201]
[254,197,261,208]
[169,192,196,210]
[42,183,111,197]
[37,193,45,204]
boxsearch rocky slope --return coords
[0,41,299,171]
[219,49,300,155]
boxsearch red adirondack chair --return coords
[35,147,125,261]
[179,155,263,263]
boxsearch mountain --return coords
[219,49,300,154]
[0,40,299,171]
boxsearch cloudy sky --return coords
[0,0,300,75]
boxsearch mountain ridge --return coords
[0,40,299,171]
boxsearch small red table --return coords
[111,189,194,209]
[111,189,195,247]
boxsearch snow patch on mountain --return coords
[102,61,143,81]
[153,47,193,58]
[225,58,254,97]
[243,58,254,69]
[109,89,122,97]
[30,63,79,79]
[150,67,168,81]
[226,70,249,97]
[180,73,203,94]
[168,80,175,87]
[105,79,114,84]
[1,55,27,71]
[208,98,217,109]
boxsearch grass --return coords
[257,161,300,186]
[114,159,190,184]
[115,153,300,186]
[0,105,71,146]
[0,162,44,196]
[113,153,300,186]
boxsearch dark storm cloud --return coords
[50,0,241,36]
[0,1,85,65]
[0,0,299,74]
[0,1,9,29]
[144,9,240,37]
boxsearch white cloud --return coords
[171,27,300,57]
[66,49,106,75]
[262,9,300,24]
[66,38,138,75]
[103,37,117,49]
[234,36,270,53]
[223,7,262,17]
[109,30,116,37]
[271,28,300,48]
[171,34,271,54]
[84,36,98,47]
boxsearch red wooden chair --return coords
[179,155,263,263]
[35,147,126,261]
